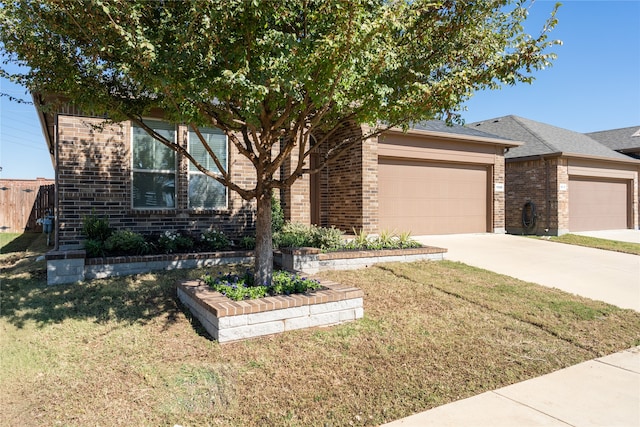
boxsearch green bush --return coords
[201,230,230,251]
[82,212,112,241]
[274,222,315,248]
[158,231,194,253]
[203,269,322,301]
[239,235,256,250]
[84,239,106,258]
[312,226,343,251]
[105,230,150,255]
[274,222,344,251]
[343,229,422,250]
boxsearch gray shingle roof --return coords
[467,115,631,160]
[410,120,513,140]
[586,126,640,152]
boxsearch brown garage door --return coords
[378,158,488,235]
[569,177,629,231]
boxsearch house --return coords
[586,126,640,160]
[37,103,521,252]
[470,116,640,235]
[37,105,258,251]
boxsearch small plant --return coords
[346,228,371,249]
[397,231,421,249]
[312,226,343,251]
[84,239,106,258]
[201,230,230,251]
[239,235,256,250]
[274,222,315,248]
[158,230,194,253]
[343,229,421,251]
[82,211,112,241]
[202,269,322,301]
[104,230,150,255]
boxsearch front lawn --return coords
[1,236,639,426]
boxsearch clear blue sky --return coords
[1,0,639,180]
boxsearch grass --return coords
[1,235,639,426]
[535,233,640,255]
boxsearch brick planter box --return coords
[46,245,447,285]
[177,279,364,343]
[277,246,447,274]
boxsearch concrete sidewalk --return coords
[383,346,640,427]
[415,233,640,311]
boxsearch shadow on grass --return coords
[0,267,188,330]
[0,232,47,254]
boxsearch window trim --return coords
[187,126,229,211]
[131,119,178,210]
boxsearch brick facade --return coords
[53,114,514,248]
[283,123,378,233]
[55,114,256,249]
[506,156,638,235]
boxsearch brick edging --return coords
[177,279,364,318]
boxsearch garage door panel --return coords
[569,177,628,232]
[379,158,488,235]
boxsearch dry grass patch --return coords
[2,239,639,426]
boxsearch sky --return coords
[0,0,639,180]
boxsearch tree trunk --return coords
[254,190,273,286]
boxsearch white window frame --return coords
[187,126,229,210]
[131,119,177,210]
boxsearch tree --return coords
[0,0,560,285]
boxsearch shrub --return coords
[312,226,343,251]
[84,239,106,258]
[82,212,112,241]
[274,222,315,248]
[203,269,322,301]
[105,230,150,255]
[343,229,422,251]
[239,235,256,250]
[158,231,194,253]
[201,230,230,251]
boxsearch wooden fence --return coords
[0,179,55,233]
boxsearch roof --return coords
[586,126,640,153]
[384,119,522,148]
[468,115,633,161]
[410,120,512,140]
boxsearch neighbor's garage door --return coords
[569,177,629,231]
[378,158,488,235]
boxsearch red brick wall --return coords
[55,115,256,249]
[505,157,563,235]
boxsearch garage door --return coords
[569,177,629,231]
[378,158,488,235]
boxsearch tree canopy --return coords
[0,0,560,284]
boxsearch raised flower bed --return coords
[177,278,364,343]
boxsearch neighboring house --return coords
[470,116,640,235]
[37,102,520,251]
[586,126,640,160]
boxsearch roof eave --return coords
[507,151,640,166]
[384,126,523,148]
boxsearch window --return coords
[132,120,176,209]
[188,127,228,209]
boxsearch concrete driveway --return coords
[415,233,640,311]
